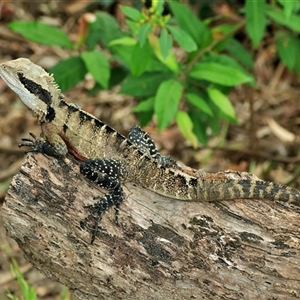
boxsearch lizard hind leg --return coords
[80,158,126,243]
[129,125,178,168]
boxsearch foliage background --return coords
[0,1,300,299]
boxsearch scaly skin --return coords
[1,58,300,205]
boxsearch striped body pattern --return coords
[1,58,300,242]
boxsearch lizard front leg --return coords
[19,123,68,157]
[80,158,128,244]
[19,132,68,157]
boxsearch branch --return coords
[2,154,300,299]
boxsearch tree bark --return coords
[1,153,300,300]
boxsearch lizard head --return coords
[0,58,61,123]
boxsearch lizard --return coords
[1,58,300,243]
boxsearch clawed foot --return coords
[80,209,103,245]
[19,132,47,154]
[19,132,66,157]
[80,199,120,244]
[158,155,181,170]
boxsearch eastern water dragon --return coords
[1,58,300,243]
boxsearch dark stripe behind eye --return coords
[17,72,55,122]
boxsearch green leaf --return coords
[276,32,300,70]
[81,51,110,88]
[266,6,300,33]
[126,19,139,35]
[201,53,246,69]
[167,25,197,52]
[211,24,237,52]
[277,0,299,18]
[138,23,152,46]
[9,21,73,49]
[120,72,174,97]
[294,52,300,77]
[190,62,253,86]
[86,12,123,49]
[169,2,212,49]
[152,0,164,15]
[207,114,220,136]
[159,28,172,59]
[132,97,155,112]
[138,110,154,127]
[89,67,128,94]
[9,257,37,300]
[207,87,237,122]
[186,93,213,116]
[200,53,255,86]
[144,56,171,73]
[109,67,128,88]
[109,37,137,46]
[148,34,179,73]
[50,57,87,92]
[154,79,183,130]
[245,0,266,48]
[176,111,198,148]
[159,51,178,73]
[189,110,208,145]
[130,41,152,76]
[110,44,135,67]
[226,38,254,69]
[119,5,142,21]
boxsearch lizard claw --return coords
[19,132,65,157]
[19,132,47,154]
[80,204,105,244]
[81,196,121,244]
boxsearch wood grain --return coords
[1,153,300,299]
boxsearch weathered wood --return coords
[1,153,300,299]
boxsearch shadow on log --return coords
[1,153,300,299]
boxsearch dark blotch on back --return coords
[46,106,55,122]
[17,72,55,122]
[79,110,88,125]
[68,104,79,114]
[177,172,191,186]
[63,124,68,133]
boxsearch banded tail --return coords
[198,178,300,205]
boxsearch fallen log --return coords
[1,153,300,299]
